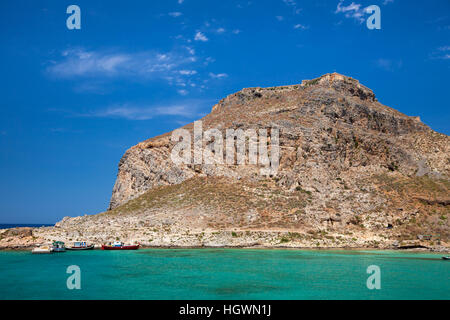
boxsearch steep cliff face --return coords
[108,73,448,211]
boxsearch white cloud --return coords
[282,0,302,15]
[294,24,309,30]
[283,0,296,5]
[236,2,252,9]
[184,46,195,55]
[336,1,361,13]
[375,58,403,71]
[168,12,183,17]
[178,0,184,4]
[194,20,241,39]
[335,1,366,24]
[178,70,197,75]
[430,46,450,60]
[177,89,189,96]
[383,0,394,5]
[194,31,209,42]
[47,48,197,81]
[78,103,197,120]
[53,49,131,76]
[209,72,228,79]
[276,16,284,21]
[204,57,215,65]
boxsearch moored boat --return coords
[52,241,66,252]
[443,256,450,260]
[31,245,52,254]
[66,241,94,251]
[101,241,139,250]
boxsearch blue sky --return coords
[0,0,449,223]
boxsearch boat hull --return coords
[66,245,94,251]
[101,244,139,250]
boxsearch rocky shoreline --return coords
[1,226,448,254]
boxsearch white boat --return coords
[66,241,94,250]
[32,245,52,254]
[51,241,66,252]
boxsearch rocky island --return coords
[1,73,449,251]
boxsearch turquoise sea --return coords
[0,249,448,300]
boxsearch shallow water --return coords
[0,249,448,299]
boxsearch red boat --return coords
[101,241,139,250]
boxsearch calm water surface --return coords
[0,249,448,300]
[0,224,53,229]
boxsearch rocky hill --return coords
[2,73,449,250]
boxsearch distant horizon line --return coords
[0,223,54,226]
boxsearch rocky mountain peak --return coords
[211,73,377,114]
[301,72,377,102]
[106,73,448,215]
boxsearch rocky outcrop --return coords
[108,73,448,210]
[0,228,42,249]
[2,73,449,251]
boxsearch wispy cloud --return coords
[282,0,302,15]
[177,89,189,96]
[236,1,252,9]
[209,72,228,79]
[283,0,296,5]
[168,12,183,17]
[294,24,309,30]
[429,46,450,60]
[47,48,197,80]
[45,48,208,95]
[191,19,241,42]
[194,31,209,42]
[375,58,403,71]
[74,102,203,120]
[184,46,195,55]
[203,57,215,65]
[178,70,197,75]
[335,1,366,24]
